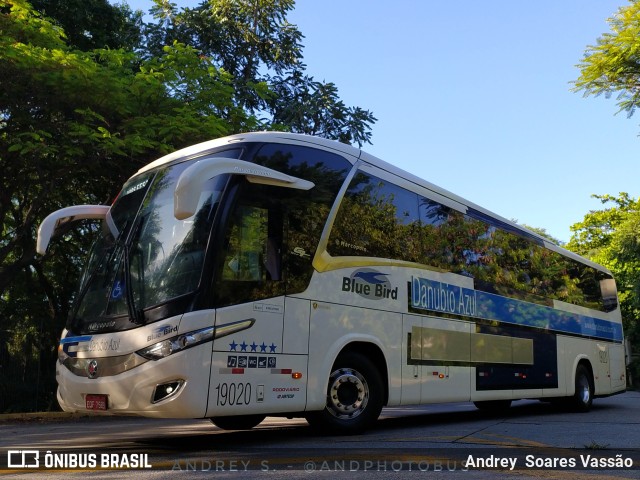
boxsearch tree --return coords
[0,1,253,294]
[29,0,143,51]
[567,194,639,259]
[574,2,640,386]
[269,70,376,146]
[1,0,376,412]
[142,0,376,146]
[0,0,257,411]
[567,193,640,385]
[574,1,640,126]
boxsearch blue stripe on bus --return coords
[60,336,92,344]
[410,277,623,342]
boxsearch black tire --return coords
[569,364,593,412]
[306,351,384,434]
[473,400,512,412]
[210,414,266,430]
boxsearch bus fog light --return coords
[152,380,184,403]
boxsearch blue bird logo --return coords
[353,271,389,284]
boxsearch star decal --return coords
[233,340,278,354]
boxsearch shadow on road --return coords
[133,398,624,453]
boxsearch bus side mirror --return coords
[37,205,115,254]
[600,277,618,312]
[174,158,314,220]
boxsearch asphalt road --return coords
[1,391,639,479]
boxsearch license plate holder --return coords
[85,394,108,411]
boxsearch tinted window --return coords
[328,171,615,312]
[254,144,351,295]
[329,172,421,262]
[214,184,286,306]
[213,144,351,306]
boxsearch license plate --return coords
[85,394,108,411]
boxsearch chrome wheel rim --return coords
[577,375,591,404]
[326,367,369,419]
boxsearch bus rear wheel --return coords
[306,352,383,434]
[569,364,593,412]
[210,414,266,430]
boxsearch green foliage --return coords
[270,71,377,146]
[0,0,376,412]
[567,193,640,357]
[142,0,376,146]
[567,193,639,258]
[29,0,143,51]
[574,6,640,349]
[574,1,640,122]
[0,0,257,411]
[629,356,640,389]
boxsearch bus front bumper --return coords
[56,343,212,418]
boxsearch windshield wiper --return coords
[69,227,120,332]
[68,214,146,330]
[123,243,143,324]
[123,214,145,325]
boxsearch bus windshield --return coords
[71,160,227,333]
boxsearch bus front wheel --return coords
[306,351,384,434]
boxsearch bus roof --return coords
[136,131,361,175]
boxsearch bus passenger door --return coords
[609,343,626,390]
[207,298,311,417]
[595,342,625,392]
[205,194,306,416]
[209,298,284,391]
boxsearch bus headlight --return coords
[137,326,214,360]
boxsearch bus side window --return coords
[215,191,285,307]
[222,206,270,282]
[329,171,421,262]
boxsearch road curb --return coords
[0,412,94,423]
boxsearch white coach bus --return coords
[38,132,626,433]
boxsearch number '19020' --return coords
[215,382,251,406]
